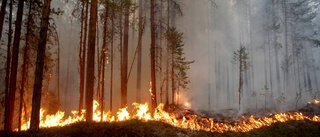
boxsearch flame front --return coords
[19,100,320,133]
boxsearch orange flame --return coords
[18,100,320,133]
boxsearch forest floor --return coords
[0,119,319,137]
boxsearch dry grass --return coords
[0,119,319,137]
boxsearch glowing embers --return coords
[18,100,320,133]
[308,99,320,105]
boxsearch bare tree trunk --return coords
[238,56,243,111]
[121,0,129,108]
[159,0,164,104]
[272,0,282,96]
[150,0,157,113]
[4,0,12,131]
[311,53,319,98]
[101,4,108,121]
[96,39,101,101]
[110,2,115,112]
[64,45,71,111]
[0,0,8,40]
[171,40,175,105]
[136,0,143,103]
[57,35,60,110]
[79,0,89,112]
[165,0,170,106]
[19,0,33,131]
[268,31,273,103]
[85,0,97,122]
[96,20,101,102]
[282,0,289,93]
[5,0,24,131]
[119,10,123,107]
[29,0,51,130]
[264,44,268,110]
[78,0,85,112]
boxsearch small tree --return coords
[166,27,194,105]
[233,45,250,111]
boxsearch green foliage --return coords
[165,27,194,90]
[233,45,250,71]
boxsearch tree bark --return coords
[272,0,282,96]
[79,0,89,112]
[121,0,129,108]
[5,0,24,131]
[4,0,12,131]
[101,3,108,121]
[109,1,115,112]
[30,0,51,131]
[0,0,8,40]
[165,0,170,106]
[136,0,143,103]
[78,0,85,112]
[19,0,33,131]
[238,54,243,111]
[150,0,157,113]
[85,0,97,122]
[283,0,289,93]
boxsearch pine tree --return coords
[85,0,97,122]
[5,0,25,131]
[165,27,194,105]
[30,0,52,131]
[233,45,250,111]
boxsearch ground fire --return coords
[18,99,320,133]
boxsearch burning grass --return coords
[1,99,320,136]
[1,119,320,137]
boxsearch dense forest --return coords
[0,0,319,131]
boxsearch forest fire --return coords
[18,100,320,133]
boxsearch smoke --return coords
[177,0,320,113]
[45,0,320,115]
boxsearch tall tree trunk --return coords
[119,10,123,107]
[121,0,129,108]
[311,53,319,98]
[226,58,230,108]
[272,0,282,96]
[29,0,51,130]
[4,0,12,131]
[96,39,101,101]
[165,0,170,106]
[79,0,89,112]
[238,56,243,111]
[78,0,85,112]
[0,0,8,40]
[268,31,273,104]
[101,4,108,121]
[85,0,97,122]
[159,0,164,104]
[64,45,71,111]
[109,2,115,112]
[57,34,60,110]
[19,0,33,131]
[5,0,24,131]
[150,0,157,113]
[264,44,268,110]
[207,4,211,110]
[248,0,255,95]
[171,36,175,106]
[136,0,143,103]
[96,20,101,101]
[282,0,289,93]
